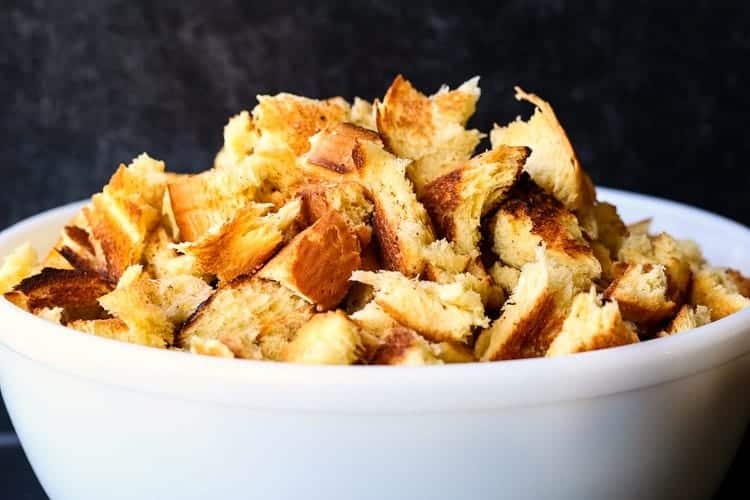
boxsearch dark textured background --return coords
[1,1,749,498]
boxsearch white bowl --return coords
[1,188,749,500]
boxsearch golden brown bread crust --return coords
[296,180,373,246]
[546,288,639,357]
[15,268,113,322]
[375,75,483,193]
[258,210,362,310]
[369,326,441,365]
[488,173,600,287]
[253,93,351,156]
[491,87,596,213]
[604,263,677,324]
[660,304,711,336]
[306,122,383,174]
[177,277,315,359]
[690,267,750,320]
[420,145,528,255]
[177,200,303,283]
[68,318,131,342]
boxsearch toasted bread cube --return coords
[690,267,750,320]
[142,228,203,280]
[351,270,487,343]
[177,199,302,283]
[546,288,639,357]
[189,337,235,358]
[488,262,521,295]
[15,267,113,322]
[350,97,376,131]
[281,310,363,365]
[306,122,383,175]
[253,93,350,155]
[480,249,575,361]
[177,277,314,359]
[259,210,361,310]
[489,174,601,288]
[592,202,628,256]
[490,87,596,218]
[56,224,104,274]
[421,145,528,256]
[659,304,712,337]
[349,301,399,333]
[434,341,477,363]
[355,140,435,276]
[375,75,484,192]
[370,327,442,366]
[0,243,38,294]
[98,266,211,348]
[67,318,133,343]
[213,110,259,170]
[604,263,676,324]
[296,180,373,244]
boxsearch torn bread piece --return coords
[546,287,639,357]
[376,75,484,193]
[490,87,596,222]
[421,145,528,255]
[604,263,676,324]
[13,268,112,322]
[369,327,442,365]
[296,180,373,245]
[690,267,750,320]
[259,210,361,310]
[0,242,38,294]
[306,122,383,176]
[488,262,521,295]
[350,97,376,131]
[350,300,399,333]
[177,277,314,359]
[213,110,259,170]
[177,199,302,283]
[658,304,712,337]
[489,173,600,287]
[67,318,131,342]
[355,140,435,276]
[592,202,628,256]
[351,270,487,343]
[253,93,351,156]
[189,337,235,358]
[480,249,575,361]
[98,266,212,348]
[281,310,363,365]
[142,228,203,280]
[85,154,167,281]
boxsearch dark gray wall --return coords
[1,2,749,497]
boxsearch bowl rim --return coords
[0,188,749,414]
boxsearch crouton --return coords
[281,310,363,364]
[259,210,362,310]
[55,224,105,274]
[306,122,383,176]
[546,288,639,356]
[659,304,712,337]
[176,199,303,283]
[489,174,600,287]
[355,140,435,276]
[67,318,132,343]
[490,87,596,218]
[350,97,376,131]
[375,75,484,192]
[14,267,112,322]
[480,249,575,361]
[604,263,676,324]
[0,242,38,294]
[84,154,167,281]
[488,262,521,294]
[421,146,528,255]
[349,300,399,333]
[177,277,314,359]
[296,180,373,244]
[98,266,212,348]
[142,228,203,280]
[189,337,235,358]
[369,327,442,365]
[434,341,477,363]
[213,111,259,170]
[253,93,351,155]
[593,202,627,256]
[690,267,750,320]
[350,270,487,343]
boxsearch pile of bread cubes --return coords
[1,75,749,365]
